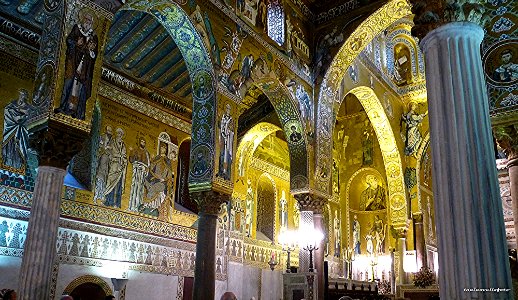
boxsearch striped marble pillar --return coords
[420,22,513,299]
[17,166,66,300]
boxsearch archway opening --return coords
[70,282,107,300]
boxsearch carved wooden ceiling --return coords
[104,10,192,110]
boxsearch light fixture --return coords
[403,250,418,273]
[297,224,323,273]
[278,229,297,273]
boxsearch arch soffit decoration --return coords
[253,79,310,192]
[63,275,112,296]
[119,0,217,192]
[314,0,411,196]
[349,87,407,224]
[236,122,283,173]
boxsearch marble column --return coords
[413,213,426,270]
[191,191,227,300]
[313,212,325,300]
[294,193,326,300]
[17,127,84,300]
[414,16,513,299]
[507,158,518,251]
[494,125,518,251]
[393,227,407,285]
[18,166,66,299]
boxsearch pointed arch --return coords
[253,79,310,192]
[118,1,217,191]
[315,0,411,199]
[347,87,407,224]
[235,122,282,181]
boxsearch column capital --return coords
[494,125,518,162]
[409,0,488,40]
[391,224,409,239]
[412,212,424,223]
[29,121,85,170]
[294,193,327,213]
[191,190,229,215]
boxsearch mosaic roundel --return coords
[192,69,215,103]
[190,143,214,179]
[483,39,518,88]
[33,63,54,107]
[284,119,304,146]
[45,0,60,11]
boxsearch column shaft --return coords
[192,190,226,300]
[299,210,313,272]
[421,22,512,299]
[193,212,218,300]
[508,159,518,251]
[313,213,325,300]
[397,237,406,285]
[18,166,66,300]
[413,214,426,270]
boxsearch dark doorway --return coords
[70,282,107,300]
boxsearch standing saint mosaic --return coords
[401,101,427,157]
[128,136,150,212]
[218,104,234,181]
[2,89,33,170]
[55,8,98,120]
[103,127,127,208]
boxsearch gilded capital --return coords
[413,212,424,223]
[494,125,518,161]
[391,225,409,239]
[409,0,487,40]
[191,190,229,215]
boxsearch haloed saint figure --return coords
[55,10,98,120]
[2,89,33,169]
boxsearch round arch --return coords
[253,79,310,192]
[118,1,217,191]
[345,87,407,224]
[63,275,112,296]
[315,0,411,198]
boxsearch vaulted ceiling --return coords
[104,10,193,109]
